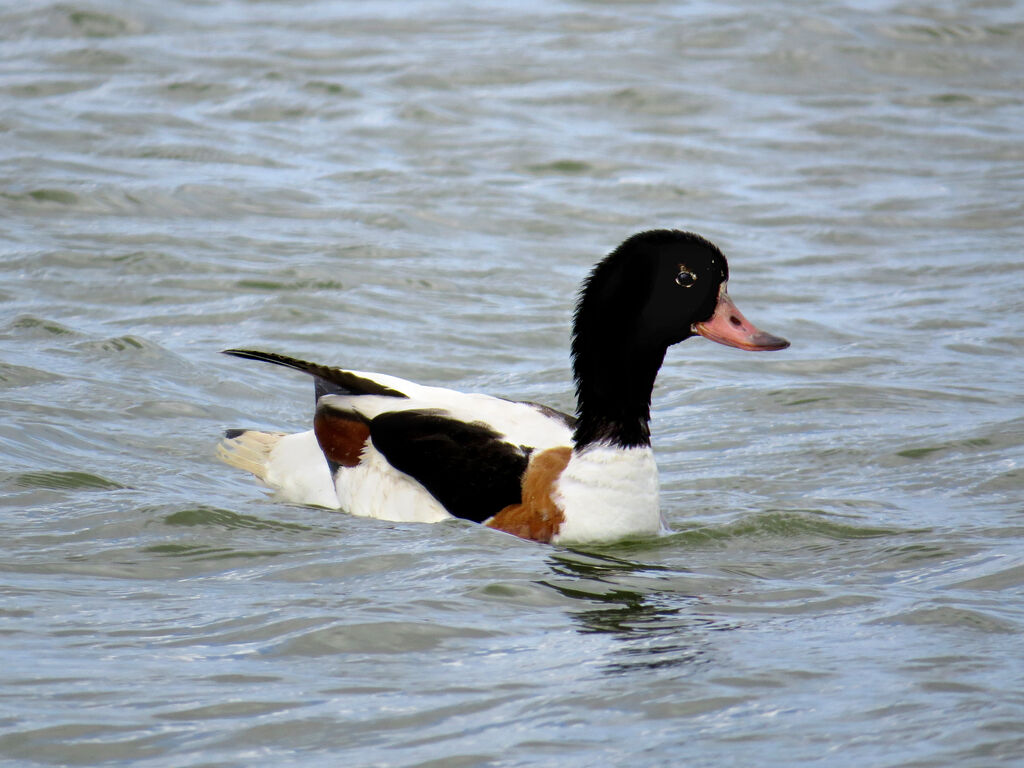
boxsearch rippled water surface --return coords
[2,1,1023,766]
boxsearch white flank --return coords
[218,427,449,521]
[551,444,663,544]
[219,430,339,509]
[333,443,452,523]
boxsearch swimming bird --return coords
[218,230,788,544]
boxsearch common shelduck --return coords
[218,230,789,544]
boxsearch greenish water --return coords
[1,1,1022,766]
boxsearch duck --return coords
[218,229,789,544]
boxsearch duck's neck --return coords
[571,341,666,451]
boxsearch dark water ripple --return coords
[1,1,1023,766]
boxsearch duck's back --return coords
[219,359,576,525]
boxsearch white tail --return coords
[216,430,285,481]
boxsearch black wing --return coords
[366,408,531,523]
[223,349,409,399]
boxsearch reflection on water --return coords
[544,550,725,674]
[540,510,902,673]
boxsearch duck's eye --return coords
[675,270,697,287]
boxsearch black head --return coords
[573,229,729,358]
[570,229,788,449]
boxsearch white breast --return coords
[551,444,663,544]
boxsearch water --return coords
[2,1,1023,765]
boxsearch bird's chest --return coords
[551,445,662,544]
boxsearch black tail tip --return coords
[224,428,248,439]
